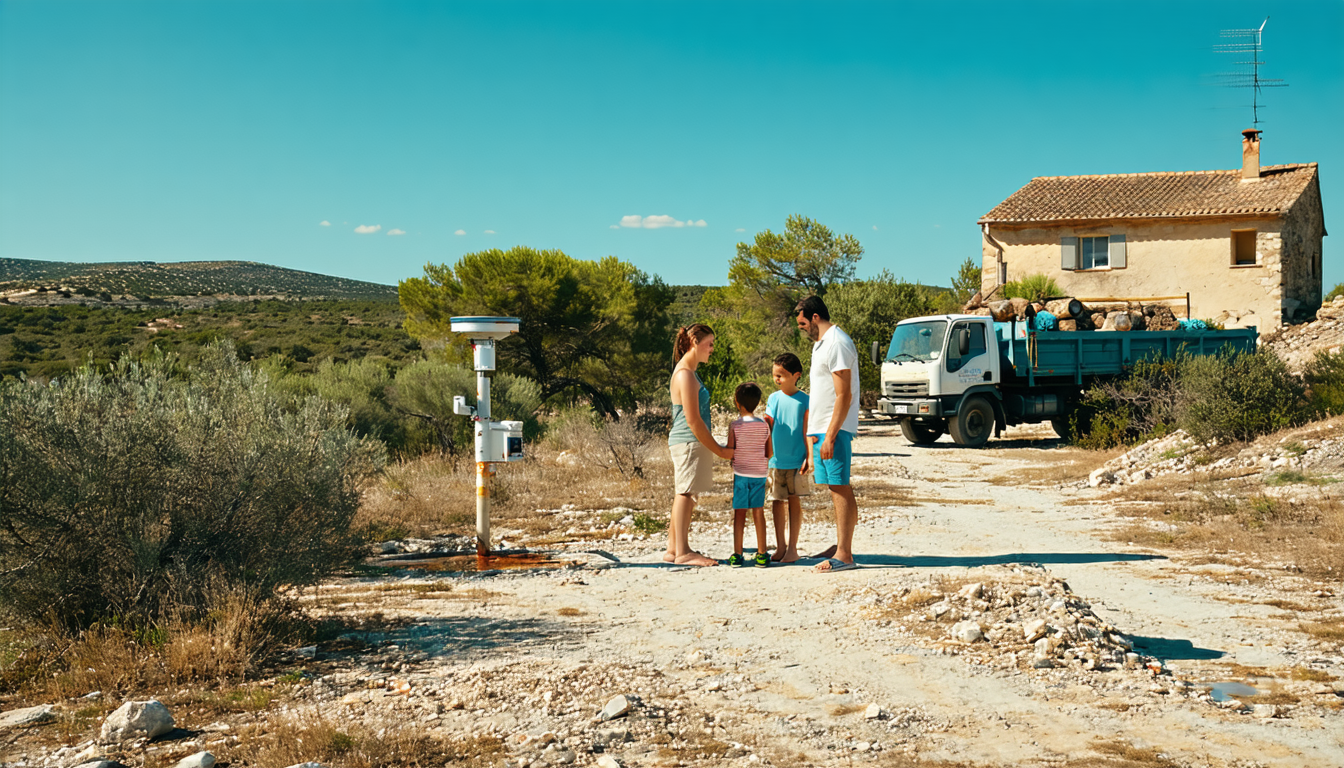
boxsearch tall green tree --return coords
[826,272,940,397]
[398,248,673,417]
[728,214,864,300]
[950,257,982,306]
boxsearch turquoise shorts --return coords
[809,431,853,486]
[732,475,766,509]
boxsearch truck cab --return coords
[872,314,1005,447]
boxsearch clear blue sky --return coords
[2,1,1341,290]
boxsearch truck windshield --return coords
[886,321,947,363]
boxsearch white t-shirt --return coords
[807,324,860,436]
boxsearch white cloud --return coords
[454,229,466,236]
[319,220,331,227]
[387,228,406,236]
[872,225,879,231]
[735,228,746,232]
[354,224,381,234]
[618,215,707,229]
[484,229,496,234]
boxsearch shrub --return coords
[389,361,541,457]
[0,343,385,632]
[1002,274,1062,303]
[1325,283,1344,303]
[1176,349,1309,444]
[1074,357,1183,448]
[1304,349,1344,416]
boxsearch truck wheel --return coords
[950,396,995,448]
[900,419,944,445]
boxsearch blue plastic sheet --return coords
[1179,318,1208,331]
[1034,311,1057,331]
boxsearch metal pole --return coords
[474,343,493,559]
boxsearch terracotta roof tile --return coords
[979,164,1318,224]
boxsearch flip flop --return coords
[815,558,858,573]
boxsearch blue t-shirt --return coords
[766,389,810,470]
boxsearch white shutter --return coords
[1109,234,1127,269]
[1061,237,1079,270]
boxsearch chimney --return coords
[1241,129,1262,181]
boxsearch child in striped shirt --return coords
[726,382,773,567]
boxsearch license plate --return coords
[893,404,908,414]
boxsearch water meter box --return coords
[475,420,525,462]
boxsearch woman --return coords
[664,324,733,566]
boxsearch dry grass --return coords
[1290,666,1335,682]
[221,712,504,768]
[556,607,583,617]
[1300,618,1344,642]
[1,587,301,704]
[986,447,1123,487]
[1089,738,1179,768]
[826,702,866,716]
[1103,475,1344,580]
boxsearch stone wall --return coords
[1279,176,1327,324]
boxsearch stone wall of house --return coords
[1279,176,1326,324]
[980,216,1290,331]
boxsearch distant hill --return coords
[0,258,398,302]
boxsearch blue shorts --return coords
[732,475,766,509]
[810,431,853,486]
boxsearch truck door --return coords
[943,319,991,393]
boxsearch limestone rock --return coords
[174,752,216,768]
[950,621,984,643]
[864,703,883,719]
[595,756,623,768]
[599,694,631,721]
[0,704,54,731]
[1023,618,1049,643]
[100,700,175,743]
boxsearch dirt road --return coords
[325,422,1343,767]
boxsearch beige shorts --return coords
[767,468,812,501]
[670,441,715,495]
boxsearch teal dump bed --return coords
[996,326,1259,385]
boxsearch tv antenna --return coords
[1214,17,1287,127]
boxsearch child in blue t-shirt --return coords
[763,353,810,563]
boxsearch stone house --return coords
[977,130,1326,330]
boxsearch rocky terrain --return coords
[1263,295,1344,373]
[2,423,1341,767]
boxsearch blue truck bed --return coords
[994,325,1259,385]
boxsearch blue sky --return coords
[2,1,1341,290]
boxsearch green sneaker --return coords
[726,553,745,567]
[753,552,770,568]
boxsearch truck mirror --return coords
[870,340,882,366]
[956,328,970,356]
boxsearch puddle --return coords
[376,552,575,573]
[1207,681,1260,702]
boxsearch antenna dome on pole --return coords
[450,316,520,341]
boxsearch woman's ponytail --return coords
[673,323,714,362]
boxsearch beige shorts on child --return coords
[670,441,715,495]
[767,468,812,501]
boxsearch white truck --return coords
[871,314,1258,447]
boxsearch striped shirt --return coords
[730,416,770,478]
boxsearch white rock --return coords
[174,752,216,768]
[1088,467,1116,487]
[863,703,883,720]
[595,756,622,768]
[958,583,984,599]
[100,700,175,743]
[0,704,54,731]
[950,621,983,643]
[928,601,952,618]
[1023,618,1049,643]
[599,694,631,721]
[855,741,871,752]
[1252,703,1282,719]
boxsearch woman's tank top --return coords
[668,370,711,446]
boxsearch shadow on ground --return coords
[853,552,1165,568]
[358,616,582,658]
[1130,635,1226,660]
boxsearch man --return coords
[795,295,860,573]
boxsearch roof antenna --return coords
[1214,17,1288,127]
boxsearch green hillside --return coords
[0,258,397,301]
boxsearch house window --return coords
[1081,236,1109,269]
[1232,229,1257,266]
[1061,235,1126,270]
